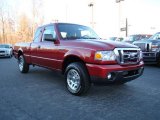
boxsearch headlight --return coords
[151,45,159,51]
[94,51,116,61]
[139,50,143,59]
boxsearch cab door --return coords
[35,25,60,69]
[30,27,44,65]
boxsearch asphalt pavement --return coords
[0,58,160,120]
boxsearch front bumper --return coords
[0,52,11,57]
[142,52,159,64]
[86,61,144,84]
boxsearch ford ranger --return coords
[13,23,144,95]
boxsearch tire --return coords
[18,55,29,73]
[64,62,91,95]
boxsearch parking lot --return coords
[0,58,160,120]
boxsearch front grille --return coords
[114,48,140,65]
[0,51,5,53]
[122,69,139,77]
[134,43,151,52]
[134,43,146,51]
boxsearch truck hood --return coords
[66,39,138,50]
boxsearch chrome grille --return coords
[114,48,141,65]
[0,51,5,53]
[134,43,151,52]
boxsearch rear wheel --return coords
[65,62,91,95]
[18,55,29,73]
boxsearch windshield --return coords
[0,45,10,48]
[124,35,150,42]
[127,35,139,41]
[149,33,160,40]
[108,37,117,41]
[57,23,100,40]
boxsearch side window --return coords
[153,34,158,40]
[60,32,67,39]
[152,33,160,40]
[42,26,56,41]
[81,30,90,37]
[156,34,160,39]
[34,28,42,42]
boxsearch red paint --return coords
[13,23,144,83]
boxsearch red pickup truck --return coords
[13,23,144,95]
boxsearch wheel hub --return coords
[67,69,80,92]
[18,56,24,71]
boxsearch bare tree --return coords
[0,0,44,44]
[31,0,44,37]
[0,0,16,44]
[0,1,6,44]
[6,17,15,43]
[17,14,32,42]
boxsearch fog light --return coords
[138,67,144,74]
[107,73,112,79]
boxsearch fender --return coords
[18,47,23,55]
[64,50,85,61]
[18,47,31,64]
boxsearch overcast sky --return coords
[4,0,160,38]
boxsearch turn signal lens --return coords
[95,53,102,59]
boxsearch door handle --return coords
[38,45,41,49]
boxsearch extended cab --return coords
[13,23,144,95]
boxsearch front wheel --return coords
[65,62,91,95]
[18,55,29,73]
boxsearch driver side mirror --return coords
[44,34,56,41]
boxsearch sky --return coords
[2,0,160,38]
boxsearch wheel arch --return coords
[18,48,23,58]
[62,55,86,74]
